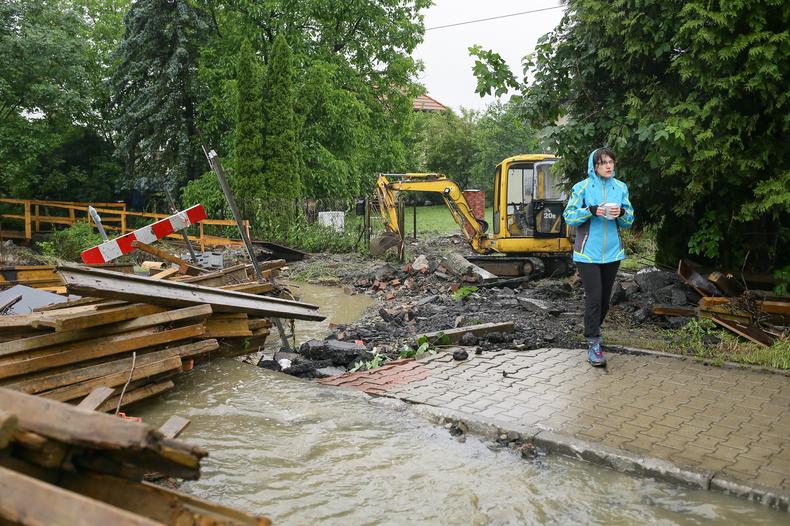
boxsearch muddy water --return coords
[272,282,376,347]
[134,285,786,525]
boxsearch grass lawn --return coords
[401,204,494,236]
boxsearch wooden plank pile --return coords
[0,263,134,294]
[652,260,789,346]
[0,261,324,412]
[0,387,271,525]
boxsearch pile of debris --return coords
[650,260,789,346]
[0,262,323,411]
[0,387,271,525]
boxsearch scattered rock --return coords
[412,254,429,272]
[298,339,373,366]
[374,263,397,281]
[452,349,469,361]
[315,366,347,378]
[459,332,479,346]
[702,334,721,346]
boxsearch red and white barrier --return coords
[80,204,207,264]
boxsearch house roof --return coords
[413,93,447,112]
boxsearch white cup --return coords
[602,202,619,220]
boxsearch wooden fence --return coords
[0,198,246,251]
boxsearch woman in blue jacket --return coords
[563,148,635,366]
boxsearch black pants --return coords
[577,261,620,339]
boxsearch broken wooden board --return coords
[39,356,182,403]
[1,304,212,357]
[0,409,17,448]
[58,264,325,321]
[0,324,203,380]
[75,387,116,411]
[131,240,204,276]
[57,470,272,526]
[652,304,698,317]
[416,321,515,345]
[97,380,175,413]
[177,263,251,287]
[677,260,720,297]
[158,416,190,440]
[707,271,744,297]
[709,316,774,347]
[5,347,186,395]
[204,313,253,338]
[32,303,167,332]
[0,387,157,449]
[0,465,162,526]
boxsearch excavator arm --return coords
[372,173,489,255]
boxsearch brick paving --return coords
[318,348,790,494]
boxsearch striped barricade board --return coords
[81,205,206,264]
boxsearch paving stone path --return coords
[319,348,790,496]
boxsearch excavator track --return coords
[465,254,573,278]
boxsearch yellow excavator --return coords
[372,154,574,277]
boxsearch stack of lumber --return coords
[0,387,271,525]
[652,260,789,346]
[0,263,133,294]
[0,262,323,411]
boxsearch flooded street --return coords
[133,284,786,525]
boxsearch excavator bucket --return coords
[370,231,402,256]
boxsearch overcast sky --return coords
[412,0,566,111]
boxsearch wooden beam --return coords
[0,387,157,449]
[40,356,182,403]
[0,466,162,526]
[204,313,253,338]
[5,347,185,395]
[33,303,167,332]
[707,271,744,297]
[677,260,720,297]
[75,387,116,411]
[57,471,272,525]
[97,380,175,413]
[158,416,190,440]
[709,316,774,347]
[0,409,17,449]
[131,240,204,276]
[58,264,325,321]
[1,304,212,357]
[652,304,698,317]
[177,263,251,287]
[416,321,515,345]
[150,267,181,280]
[222,282,275,294]
[0,324,204,380]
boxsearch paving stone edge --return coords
[408,403,790,512]
[605,344,790,377]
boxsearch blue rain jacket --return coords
[563,150,635,264]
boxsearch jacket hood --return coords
[587,149,616,180]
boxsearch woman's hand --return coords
[607,205,621,218]
[594,206,606,217]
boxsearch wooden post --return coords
[397,199,405,262]
[69,207,75,225]
[24,201,31,241]
[413,199,417,240]
[199,222,205,251]
[121,210,127,235]
[34,204,40,233]
[364,197,371,250]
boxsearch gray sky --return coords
[413,0,566,111]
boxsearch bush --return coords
[37,221,104,262]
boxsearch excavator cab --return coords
[498,158,566,238]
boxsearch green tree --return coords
[471,0,790,271]
[260,34,301,199]
[0,0,92,197]
[112,0,211,191]
[233,40,265,206]
[195,0,429,198]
